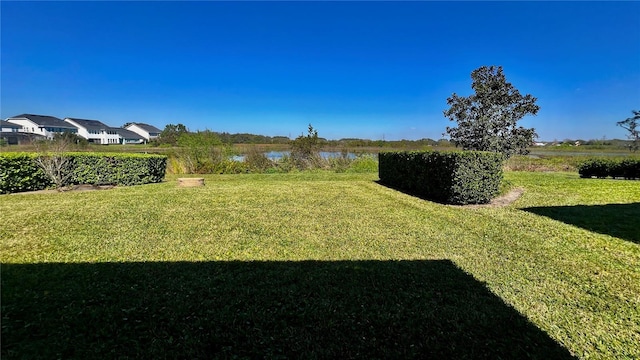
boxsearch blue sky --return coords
[2,1,639,141]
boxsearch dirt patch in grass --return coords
[9,184,115,195]
[460,187,525,208]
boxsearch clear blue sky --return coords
[2,1,639,141]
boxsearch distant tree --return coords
[122,122,134,128]
[617,110,639,152]
[444,65,539,158]
[159,123,189,146]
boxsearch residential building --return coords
[115,128,145,144]
[1,120,20,133]
[64,117,120,145]
[126,123,162,142]
[1,120,22,145]
[6,114,78,139]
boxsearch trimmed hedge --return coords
[379,151,504,205]
[0,152,167,194]
[578,158,640,180]
[71,153,167,186]
[0,153,51,194]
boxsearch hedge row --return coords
[0,152,167,194]
[71,153,167,186]
[578,158,640,180]
[0,153,52,194]
[378,151,504,205]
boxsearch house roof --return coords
[114,128,144,139]
[65,118,111,131]
[7,114,74,128]
[0,120,21,128]
[131,123,162,134]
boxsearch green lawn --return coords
[2,171,639,359]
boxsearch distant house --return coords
[6,114,78,139]
[1,120,20,133]
[1,120,22,144]
[115,128,145,144]
[125,123,162,142]
[64,118,120,144]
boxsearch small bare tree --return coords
[34,133,75,189]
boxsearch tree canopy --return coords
[444,65,539,158]
[158,123,189,146]
[616,110,639,152]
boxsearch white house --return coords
[1,120,22,145]
[125,123,162,142]
[6,114,78,139]
[64,118,121,145]
[1,120,20,133]
[115,128,145,144]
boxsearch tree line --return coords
[152,124,453,149]
[151,65,638,155]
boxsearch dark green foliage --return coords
[71,153,167,185]
[0,153,52,194]
[0,153,167,193]
[578,158,640,179]
[577,159,612,178]
[616,110,639,152]
[379,151,504,205]
[444,66,539,158]
[157,123,189,146]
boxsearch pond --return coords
[232,151,366,162]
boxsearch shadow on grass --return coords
[374,180,451,205]
[2,260,574,359]
[523,203,640,244]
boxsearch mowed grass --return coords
[1,171,639,359]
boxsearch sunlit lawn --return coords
[2,171,639,359]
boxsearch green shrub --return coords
[328,151,352,173]
[347,155,378,173]
[620,158,640,179]
[0,152,167,194]
[212,160,249,174]
[71,153,167,185]
[378,151,504,205]
[578,159,612,178]
[578,158,639,180]
[245,147,274,173]
[0,153,51,194]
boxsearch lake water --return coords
[232,151,364,162]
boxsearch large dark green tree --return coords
[158,123,189,146]
[444,65,539,157]
[617,110,639,152]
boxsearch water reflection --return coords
[233,151,363,162]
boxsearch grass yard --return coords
[1,171,639,359]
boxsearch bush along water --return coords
[166,147,379,175]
